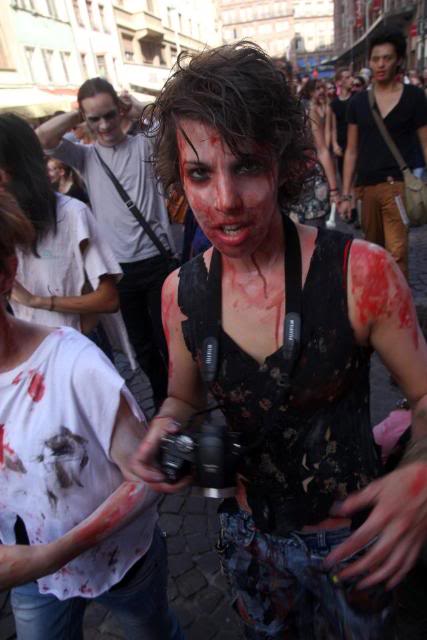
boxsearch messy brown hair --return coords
[0,191,35,275]
[143,41,312,207]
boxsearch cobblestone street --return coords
[1,222,426,640]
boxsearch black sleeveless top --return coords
[178,226,381,533]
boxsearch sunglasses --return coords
[352,83,362,88]
[86,109,119,124]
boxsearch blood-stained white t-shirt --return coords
[0,327,158,600]
[11,193,137,369]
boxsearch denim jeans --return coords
[118,254,171,406]
[217,509,394,640]
[11,527,185,640]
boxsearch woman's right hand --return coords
[131,416,193,493]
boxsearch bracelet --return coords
[330,188,339,193]
[50,296,55,311]
[341,195,352,201]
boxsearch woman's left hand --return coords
[11,280,37,307]
[324,462,427,590]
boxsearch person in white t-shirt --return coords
[0,113,136,369]
[0,192,184,639]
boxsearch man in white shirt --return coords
[36,78,175,407]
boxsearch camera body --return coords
[158,423,241,498]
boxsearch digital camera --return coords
[158,422,241,498]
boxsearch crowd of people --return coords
[1,26,427,640]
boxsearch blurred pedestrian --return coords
[340,29,427,277]
[0,114,121,340]
[46,157,89,204]
[350,75,367,95]
[36,77,176,407]
[300,79,339,211]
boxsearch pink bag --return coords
[373,410,411,463]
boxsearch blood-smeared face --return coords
[177,119,281,258]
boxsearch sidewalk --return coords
[1,222,426,640]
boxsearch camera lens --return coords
[175,435,195,454]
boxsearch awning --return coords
[0,86,78,119]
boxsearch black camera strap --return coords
[200,213,302,385]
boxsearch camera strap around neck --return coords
[200,213,302,387]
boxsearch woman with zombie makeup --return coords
[0,192,183,639]
[132,42,427,639]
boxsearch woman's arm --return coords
[309,104,338,193]
[0,480,150,591]
[326,241,427,589]
[0,392,159,591]
[131,268,207,492]
[339,123,358,219]
[11,274,119,315]
[325,104,333,150]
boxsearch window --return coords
[99,4,109,31]
[0,31,13,70]
[80,52,89,78]
[46,0,58,18]
[41,48,54,82]
[24,45,35,81]
[15,0,35,10]
[170,45,177,66]
[146,0,154,11]
[140,40,165,65]
[96,54,107,77]
[73,0,84,25]
[60,51,71,82]
[121,34,134,62]
[86,0,97,29]
[276,21,288,32]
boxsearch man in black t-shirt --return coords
[331,67,353,179]
[340,30,427,276]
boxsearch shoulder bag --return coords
[94,148,180,268]
[368,87,427,226]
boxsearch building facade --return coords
[217,0,334,74]
[218,0,294,59]
[291,0,334,72]
[0,0,82,116]
[334,0,422,70]
[113,0,221,100]
[0,0,220,117]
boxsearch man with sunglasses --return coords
[37,78,176,408]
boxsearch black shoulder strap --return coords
[94,147,171,260]
[200,214,302,385]
[368,87,408,171]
